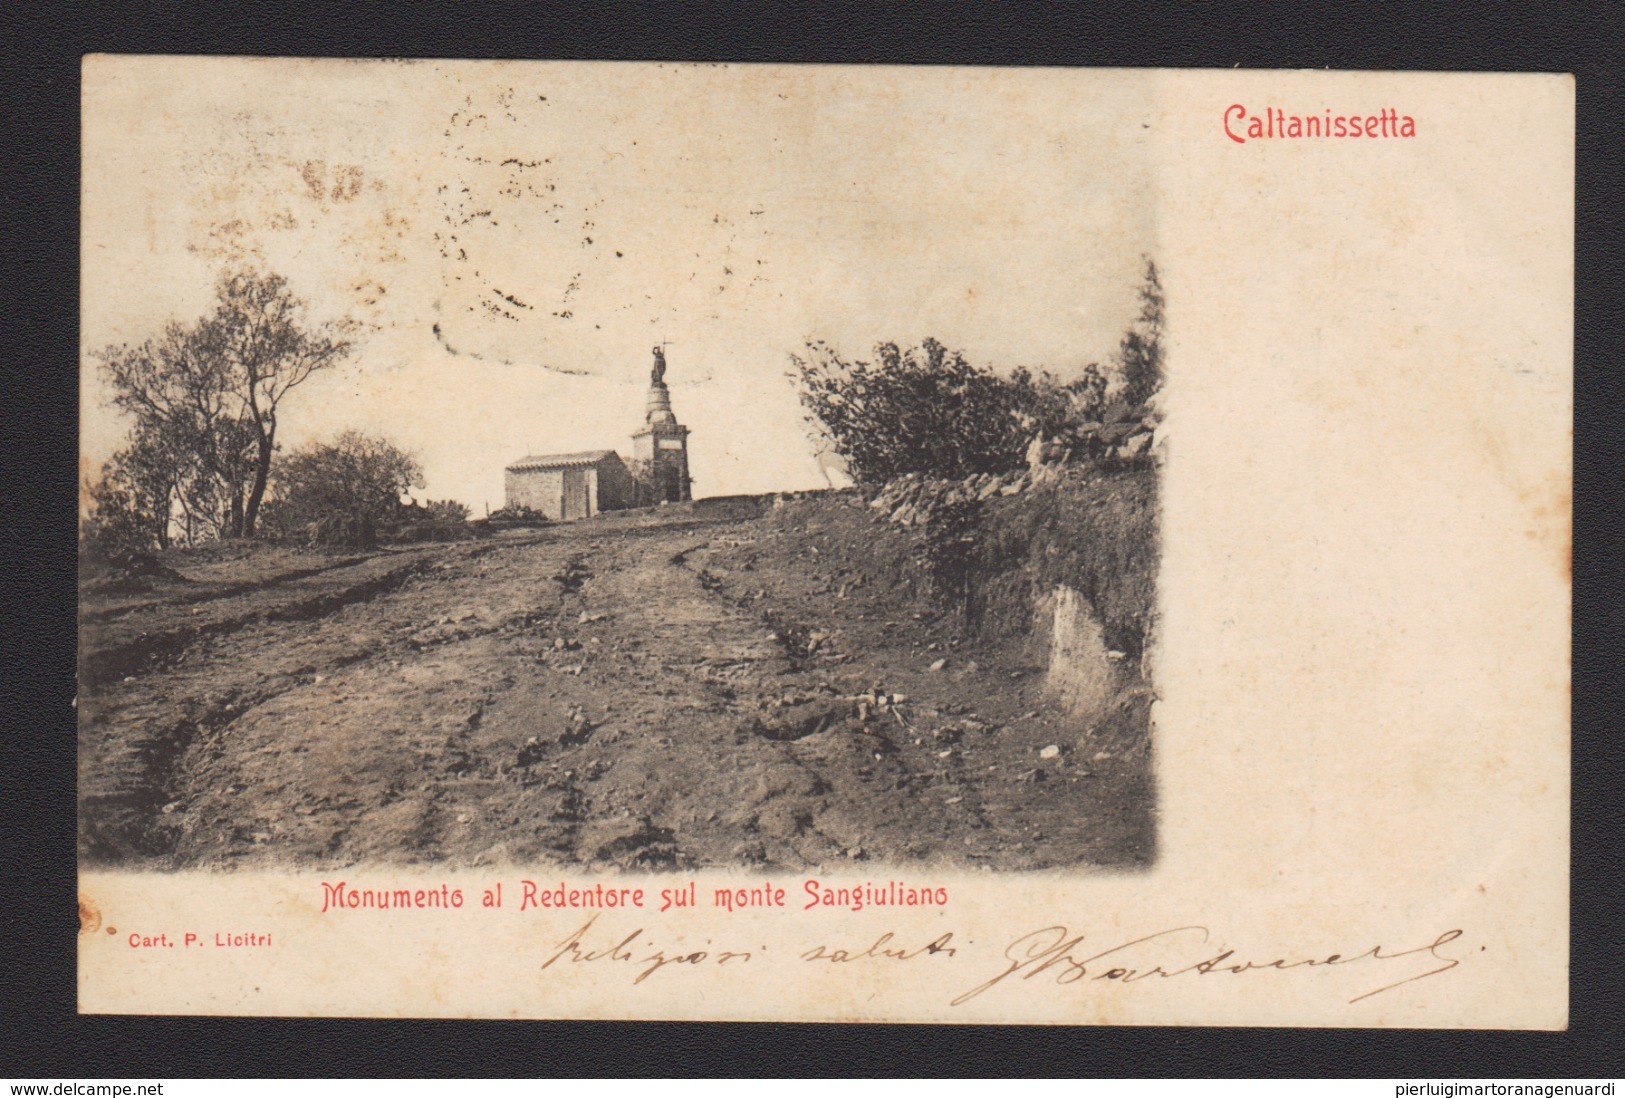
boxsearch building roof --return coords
[505,449,623,472]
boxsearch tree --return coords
[208,272,352,535]
[96,270,351,542]
[260,431,425,547]
[98,319,250,543]
[791,338,1038,483]
[1116,258,1164,409]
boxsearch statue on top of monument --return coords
[651,345,667,385]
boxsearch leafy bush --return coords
[79,470,188,590]
[791,263,1162,485]
[420,499,470,525]
[386,499,476,544]
[260,431,427,548]
[485,503,552,526]
[792,338,1050,483]
[80,463,157,555]
[791,343,1141,485]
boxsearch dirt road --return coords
[79,497,1153,872]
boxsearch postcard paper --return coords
[77,59,1571,1027]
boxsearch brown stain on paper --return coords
[1516,469,1571,584]
[78,895,101,935]
[1470,418,1571,582]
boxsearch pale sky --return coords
[82,58,1157,506]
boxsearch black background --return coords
[3,0,1620,1078]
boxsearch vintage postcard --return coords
[77,59,1570,1026]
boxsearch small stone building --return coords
[503,450,634,521]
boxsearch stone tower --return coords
[631,345,691,503]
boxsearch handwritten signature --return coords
[951,925,1465,1006]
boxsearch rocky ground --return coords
[78,487,1155,873]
